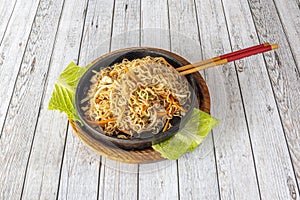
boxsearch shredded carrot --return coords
[124,66,129,72]
[141,105,148,112]
[163,119,170,132]
[170,108,175,115]
[97,118,116,125]
[164,96,174,112]
[166,103,173,113]
[157,112,167,117]
[171,99,187,112]
[85,118,116,126]
[109,71,117,76]
[169,96,174,104]
[85,118,102,126]
[174,103,187,112]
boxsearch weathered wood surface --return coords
[58,0,113,199]
[20,0,89,199]
[0,0,17,41]
[248,0,300,190]
[0,0,39,137]
[221,0,299,199]
[139,1,179,199]
[194,0,261,199]
[0,0,299,199]
[272,0,300,68]
[168,1,220,199]
[0,0,65,199]
[99,0,140,199]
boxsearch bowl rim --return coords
[75,47,200,149]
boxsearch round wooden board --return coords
[69,48,211,164]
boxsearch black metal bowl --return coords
[75,47,197,150]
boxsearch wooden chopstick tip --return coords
[271,43,279,50]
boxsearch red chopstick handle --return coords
[226,44,277,62]
[220,43,269,59]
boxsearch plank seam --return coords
[164,1,180,199]
[19,0,67,198]
[246,0,300,193]
[166,0,172,50]
[166,1,181,199]
[0,0,41,139]
[96,1,116,199]
[101,160,105,200]
[97,156,102,200]
[76,0,90,66]
[54,0,90,199]
[137,164,140,200]
[262,49,300,195]
[55,122,69,200]
[193,0,203,62]
[176,160,181,200]
[271,0,300,72]
[193,0,221,198]
[212,130,222,200]
[137,0,142,198]
[0,0,18,46]
[109,0,117,52]
[139,0,141,47]
[219,0,262,199]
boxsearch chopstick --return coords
[176,42,270,72]
[178,43,278,76]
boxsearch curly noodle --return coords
[82,56,191,138]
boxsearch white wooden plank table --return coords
[0,0,299,199]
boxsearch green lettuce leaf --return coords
[48,61,219,160]
[152,109,220,160]
[48,62,90,122]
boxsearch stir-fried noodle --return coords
[82,56,191,138]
